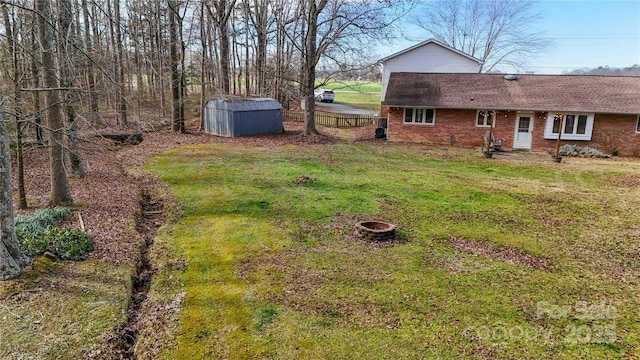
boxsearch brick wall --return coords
[386,107,640,156]
[532,113,640,156]
[387,108,517,150]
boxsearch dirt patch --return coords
[114,121,341,169]
[610,174,640,187]
[294,214,410,248]
[245,249,403,330]
[122,182,165,357]
[446,237,552,271]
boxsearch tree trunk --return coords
[199,2,207,129]
[206,1,235,94]
[219,11,231,94]
[1,3,28,209]
[274,1,284,103]
[58,0,86,178]
[252,0,268,95]
[36,0,74,206]
[30,26,44,145]
[81,0,99,116]
[155,2,166,117]
[113,0,128,126]
[303,0,327,135]
[243,3,250,96]
[132,13,144,108]
[16,122,27,209]
[169,0,184,133]
[0,92,30,280]
[178,7,186,126]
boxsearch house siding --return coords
[387,108,640,156]
[381,43,481,101]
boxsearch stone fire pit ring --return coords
[355,221,396,241]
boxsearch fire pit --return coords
[355,221,396,241]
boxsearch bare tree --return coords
[168,0,185,132]
[36,0,74,206]
[299,0,413,134]
[411,0,548,72]
[199,1,208,128]
[300,0,326,135]
[0,93,30,280]
[80,0,99,116]
[1,2,28,209]
[205,0,236,94]
[58,0,86,178]
[112,0,128,126]
[564,64,640,76]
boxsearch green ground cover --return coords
[0,259,133,359]
[143,144,640,359]
[316,79,382,93]
[332,92,381,111]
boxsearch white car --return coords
[314,89,334,103]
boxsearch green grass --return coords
[143,144,640,359]
[316,79,382,93]
[0,258,134,359]
[332,92,381,111]
[315,79,382,111]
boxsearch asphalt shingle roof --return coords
[383,73,640,114]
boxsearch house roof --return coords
[383,73,640,114]
[378,39,484,65]
[205,96,281,112]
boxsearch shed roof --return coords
[378,39,483,65]
[383,73,640,114]
[205,97,282,112]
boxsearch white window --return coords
[636,115,640,133]
[476,110,495,127]
[544,113,594,140]
[403,108,435,125]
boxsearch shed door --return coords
[513,113,533,150]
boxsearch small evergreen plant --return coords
[15,208,93,261]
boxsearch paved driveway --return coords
[315,101,377,115]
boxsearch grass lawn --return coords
[332,92,381,112]
[143,144,640,359]
[0,259,133,359]
[315,79,382,111]
[316,79,381,93]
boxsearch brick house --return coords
[382,73,640,156]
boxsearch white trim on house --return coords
[476,110,496,128]
[513,111,534,150]
[403,107,436,125]
[379,39,484,65]
[543,112,594,140]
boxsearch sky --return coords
[378,0,640,74]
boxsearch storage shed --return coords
[203,97,283,137]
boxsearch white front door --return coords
[513,113,533,149]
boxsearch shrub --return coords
[15,208,93,261]
[15,207,71,238]
[558,144,611,158]
[42,227,93,261]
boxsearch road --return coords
[315,101,377,115]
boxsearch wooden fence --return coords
[283,110,385,129]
